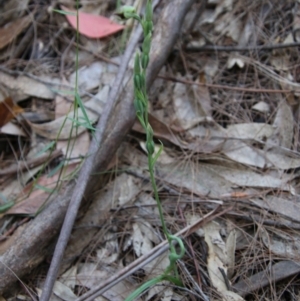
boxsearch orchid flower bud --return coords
[145,0,153,23]
[134,53,141,75]
[142,33,152,55]
[116,5,141,21]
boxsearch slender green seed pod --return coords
[141,54,150,69]
[145,0,153,22]
[142,33,152,55]
[146,124,154,155]
[135,89,146,105]
[146,140,155,155]
[134,53,141,75]
[139,74,146,90]
[134,74,142,90]
[134,97,145,115]
[146,123,153,142]
[144,21,153,35]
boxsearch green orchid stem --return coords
[148,155,169,238]
[121,1,187,299]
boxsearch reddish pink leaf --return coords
[61,6,124,38]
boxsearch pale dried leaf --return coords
[227,57,245,69]
[222,290,245,301]
[147,284,173,301]
[172,82,197,129]
[223,140,266,168]
[204,59,219,78]
[132,219,168,275]
[185,213,205,237]
[53,281,77,301]
[226,230,236,279]
[192,73,212,117]
[144,253,169,276]
[118,175,140,206]
[270,51,290,71]
[216,0,234,14]
[76,265,131,301]
[69,61,104,91]
[57,131,90,160]
[204,221,228,292]
[158,161,234,198]
[260,228,300,259]
[0,71,58,100]
[250,196,300,223]
[210,164,290,190]
[0,121,26,136]
[59,265,77,290]
[172,82,208,130]
[252,101,270,113]
[217,15,242,42]
[132,222,153,257]
[266,100,293,149]
[204,222,245,301]
[265,148,300,169]
[96,233,118,265]
[135,193,159,221]
[227,123,273,140]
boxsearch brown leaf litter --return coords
[1,0,300,301]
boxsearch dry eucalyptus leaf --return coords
[266,100,293,149]
[227,123,273,141]
[59,265,77,290]
[132,222,154,257]
[250,196,300,223]
[265,148,300,169]
[192,73,212,117]
[69,61,104,91]
[158,160,234,198]
[204,221,244,301]
[209,163,291,190]
[226,230,236,279]
[204,222,228,291]
[0,122,25,136]
[223,140,266,168]
[76,265,131,301]
[260,228,300,259]
[53,281,77,301]
[0,72,58,100]
[147,284,173,301]
[96,233,119,265]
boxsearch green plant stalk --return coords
[119,2,186,300]
[37,2,98,209]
